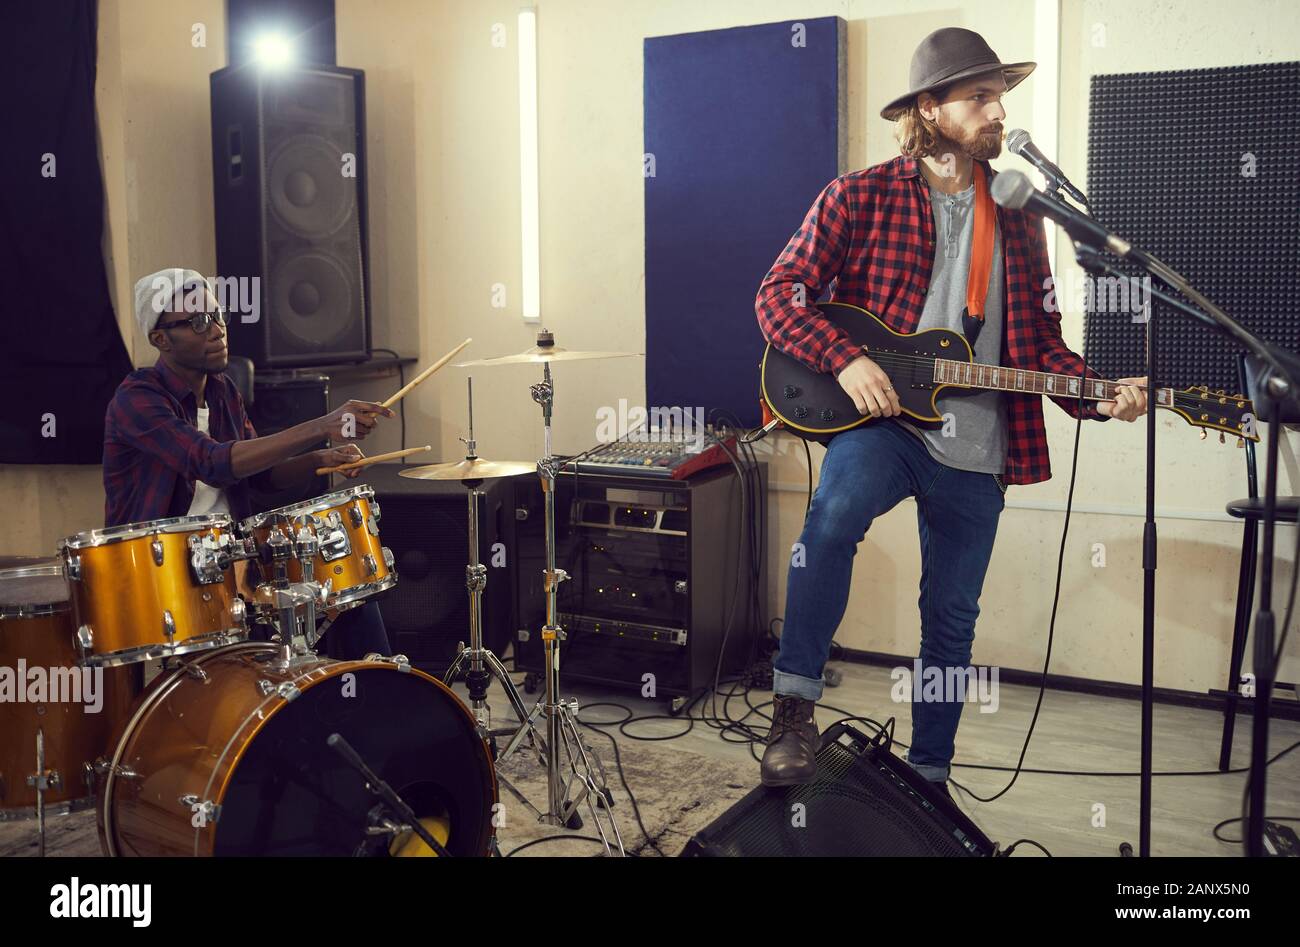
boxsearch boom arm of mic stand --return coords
[327,733,453,858]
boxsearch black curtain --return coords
[0,0,132,464]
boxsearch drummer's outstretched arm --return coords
[229,400,393,480]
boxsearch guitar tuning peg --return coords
[1237,437,1245,448]
[1219,431,1226,444]
[1199,429,1208,440]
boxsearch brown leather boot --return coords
[760,695,819,787]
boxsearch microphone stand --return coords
[1072,242,1300,857]
[327,732,453,858]
[1046,179,1157,857]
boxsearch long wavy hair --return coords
[890,97,948,159]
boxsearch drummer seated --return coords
[101,268,396,660]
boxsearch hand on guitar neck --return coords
[1094,376,1149,422]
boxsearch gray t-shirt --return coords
[895,181,1008,475]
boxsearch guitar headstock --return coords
[1167,385,1259,443]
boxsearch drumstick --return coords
[381,338,472,409]
[316,445,432,475]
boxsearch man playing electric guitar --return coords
[754,28,1148,792]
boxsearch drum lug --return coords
[372,499,382,523]
[76,624,93,655]
[366,514,380,537]
[319,512,352,562]
[230,597,247,628]
[257,679,301,701]
[94,759,139,780]
[179,795,220,825]
[188,531,234,584]
[366,653,411,672]
[349,504,364,529]
[382,546,394,571]
[151,538,164,566]
[162,610,176,642]
[363,553,378,577]
[66,553,81,581]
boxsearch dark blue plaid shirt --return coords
[102,359,261,528]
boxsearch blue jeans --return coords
[773,420,1005,783]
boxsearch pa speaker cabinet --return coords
[247,371,330,513]
[211,63,371,367]
[362,463,521,678]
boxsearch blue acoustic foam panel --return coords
[1084,62,1300,394]
[644,16,846,428]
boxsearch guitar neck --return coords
[933,358,1173,408]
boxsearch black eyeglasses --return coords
[156,310,227,333]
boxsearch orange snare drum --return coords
[0,561,138,820]
[58,514,249,667]
[99,642,496,857]
[239,485,396,612]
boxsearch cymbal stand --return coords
[496,349,624,854]
[442,378,547,820]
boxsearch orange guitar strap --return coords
[961,162,995,346]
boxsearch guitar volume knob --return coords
[794,406,809,419]
[820,409,835,421]
[783,385,801,399]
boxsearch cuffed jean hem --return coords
[772,667,824,702]
[905,754,949,783]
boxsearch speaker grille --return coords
[1084,62,1300,392]
[365,467,516,677]
[212,64,370,366]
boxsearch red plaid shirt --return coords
[756,155,1108,486]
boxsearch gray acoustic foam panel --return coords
[1083,62,1300,394]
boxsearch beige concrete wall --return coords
[5,0,1296,694]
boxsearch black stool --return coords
[1217,353,1300,771]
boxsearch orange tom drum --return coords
[57,514,249,668]
[239,485,396,612]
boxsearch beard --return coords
[934,111,1003,161]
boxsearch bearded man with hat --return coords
[755,28,1149,794]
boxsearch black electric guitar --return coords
[759,302,1259,445]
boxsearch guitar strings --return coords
[842,350,1226,409]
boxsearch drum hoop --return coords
[0,564,69,614]
[104,642,497,857]
[200,645,496,855]
[59,514,234,550]
[238,484,375,533]
[101,640,265,857]
[0,601,68,618]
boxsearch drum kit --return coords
[0,329,640,858]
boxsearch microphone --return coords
[1005,128,1089,205]
[990,170,1132,258]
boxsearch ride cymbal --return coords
[398,458,537,481]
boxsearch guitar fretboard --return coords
[933,359,1174,408]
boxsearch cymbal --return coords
[399,457,536,482]
[453,345,641,367]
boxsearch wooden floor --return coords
[513,660,1300,857]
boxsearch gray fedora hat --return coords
[880,27,1035,120]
